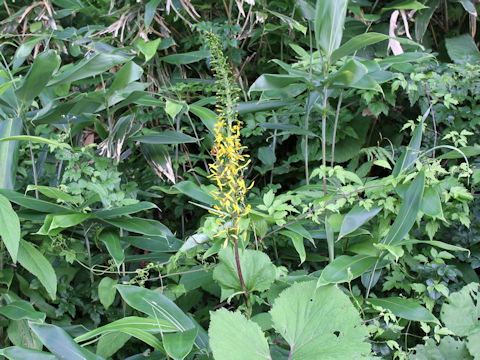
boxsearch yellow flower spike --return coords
[207,32,252,247]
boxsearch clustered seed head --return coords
[206,33,253,246]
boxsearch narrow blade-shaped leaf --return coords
[15,50,60,109]
[0,194,20,262]
[160,50,210,64]
[338,206,382,240]
[0,189,72,214]
[17,240,57,300]
[0,300,45,322]
[29,322,104,360]
[48,53,131,86]
[109,61,143,93]
[393,107,429,177]
[331,33,389,63]
[314,0,348,59]
[367,297,438,323]
[131,131,197,145]
[318,254,378,285]
[0,347,57,360]
[116,285,195,331]
[174,181,215,205]
[94,202,157,219]
[99,231,124,269]
[75,316,177,342]
[382,171,425,246]
[0,118,22,189]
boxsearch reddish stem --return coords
[233,235,249,309]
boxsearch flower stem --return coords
[233,235,249,310]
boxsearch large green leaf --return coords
[0,118,22,189]
[314,0,348,59]
[160,50,210,65]
[93,202,157,219]
[7,319,42,350]
[15,50,60,110]
[109,61,143,93]
[441,283,479,337]
[0,189,72,214]
[381,0,427,12]
[318,254,378,285]
[0,194,20,262]
[37,213,91,235]
[163,327,198,360]
[209,308,271,360]
[415,0,439,43]
[445,34,480,64]
[144,0,162,28]
[174,181,215,205]
[438,146,480,159]
[98,277,117,310]
[17,240,57,300]
[0,300,45,322]
[188,105,216,134]
[96,332,131,359]
[12,35,48,69]
[74,316,177,343]
[236,100,297,114]
[412,336,473,360]
[26,185,82,204]
[101,217,171,237]
[116,285,195,331]
[134,38,161,62]
[338,206,382,240]
[331,33,389,63]
[280,230,306,264]
[270,281,371,359]
[421,186,444,220]
[48,53,131,86]
[29,323,104,360]
[327,59,368,87]
[0,346,58,360]
[249,74,303,93]
[213,247,276,301]
[382,171,425,246]
[367,297,438,323]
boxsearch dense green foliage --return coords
[0,0,479,359]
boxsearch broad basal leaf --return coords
[412,336,472,360]
[270,281,370,359]
[209,309,271,360]
[213,247,276,301]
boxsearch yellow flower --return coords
[206,32,254,246]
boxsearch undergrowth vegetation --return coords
[0,0,479,359]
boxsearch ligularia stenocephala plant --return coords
[206,32,253,248]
